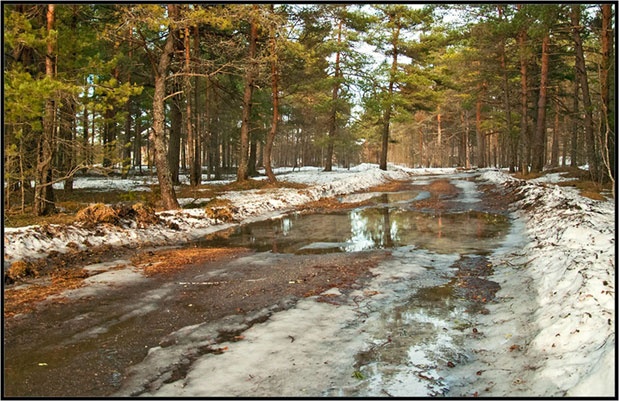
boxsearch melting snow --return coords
[4,164,615,397]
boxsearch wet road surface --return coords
[3,172,516,397]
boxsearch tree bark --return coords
[380,15,400,171]
[497,5,516,172]
[185,25,200,187]
[168,94,182,185]
[518,4,530,173]
[570,76,579,167]
[531,33,549,173]
[151,4,180,210]
[571,4,598,180]
[237,5,258,182]
[34,4,56,216]
[551,102,559,167]
[475,83,486,168]
[264,6,279,183]
[325,16,343,172]
[600,4,615,182]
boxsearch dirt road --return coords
[4,175,516,397]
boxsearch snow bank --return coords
[475,169,615,397]
[3,164,420,266]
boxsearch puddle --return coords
[197,207,509,256]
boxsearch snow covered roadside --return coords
[3,164,452,267]
[451,169,615,397]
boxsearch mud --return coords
[3,247,386,397]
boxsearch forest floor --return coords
[2,164,615,397]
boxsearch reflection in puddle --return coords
[199,208,510,255]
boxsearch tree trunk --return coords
[168,94,182,185]
[194,29,203,183]
[34,4,56,216]
[498,5,516,172]
[551,102,560,167]
[151,4,180,210]
[121,25,133,180]
[237,5,258,182]
[264,6,279,183]
[571,4,598,180]
[121,100,133,179]
[570,76,579,167]
[518,4,530,173]
[460,110,471,169]
[103,63,120,168]
[185,25,200,187]
[600,4,615,183]
[380,17,400,171]
[325,17,343,172]
[248,135,259,176]
[531,33,549,173]
[475,83,486,168]
[134,112,142,172]
[437,108,442,167]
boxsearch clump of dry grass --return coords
[118,202,161,227]
[74,202,161,228]
[75,203,119,227]
[5,260,37,283]
[204,198,237,223]
[132,203,160,226]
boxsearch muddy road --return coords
[4,172,518,397]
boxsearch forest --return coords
[3,3,616,216]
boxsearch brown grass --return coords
[4,208,77,228]
[3,268,88,319]
[131,247,250,276]
[75,203,119,226]
[203,198,237,223]
[5,260,37,282]
[126,202,161,227]
[298,197,372,213]
[513,167,611,200]
[513,171,544,180]
[427,179,459,196]
[367,179,413,193]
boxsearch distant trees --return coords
[3,3,615,214]
[411,3,614,184]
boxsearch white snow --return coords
[5,163,437,265]
[462,168,616,397]
[4,164,615,397]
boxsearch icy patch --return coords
[82,259,132,274]
[58,266,147,301]
[296,242,347,254]
[451,179,480,203]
